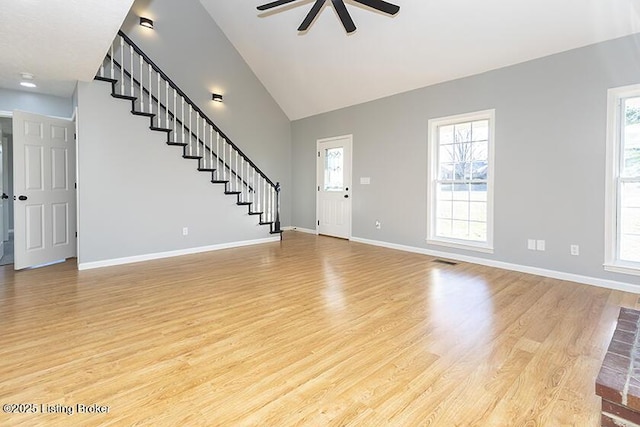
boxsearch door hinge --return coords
[318,151,320,157]
[74,182,77,189]
[75,231,77,238]
[318,186,320,191]
[74,133,77,140]
[317,220,320,226]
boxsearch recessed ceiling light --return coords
[19,72,36,88]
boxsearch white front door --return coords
[13,111,76,270]
[317,135,352,239]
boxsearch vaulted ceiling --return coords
[201,0,640,120]
[0,0,639,121]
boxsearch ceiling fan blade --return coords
[298,0,326,31]
[352,0,399,15]
[257,0,298,11]
[331,0,356,33]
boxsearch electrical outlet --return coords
[182,227,189,236]
[570,244,579,256]
[527,239,536,250]
[536,240,545,251]
[375,220,381,230]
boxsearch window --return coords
[324,147,344,191]
[427,110,495,253]
[605,85,640,276]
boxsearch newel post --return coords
[274,182,282,237]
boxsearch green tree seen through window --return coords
[627,105,640,125]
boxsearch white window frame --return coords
[604,84,640,276]
[427,109,495,253]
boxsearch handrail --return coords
[117,30,276,188]
[106,53,256,192]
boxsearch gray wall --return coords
[291,33,640,285]
[77,81,274,264]
[0,88,73,118]
[120,0,292,225]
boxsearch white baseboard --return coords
[287,226,317,235]
[349,236,640,294]
[78,236,281,271]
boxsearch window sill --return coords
[426,238,494,254]
[604,263,640,277]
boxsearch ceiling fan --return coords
[257,0,400,34]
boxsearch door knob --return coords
[1,193,7,199]
[18,195,27,201]
[344,195,349,198]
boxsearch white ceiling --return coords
[0,0,134,98]
[0,1,638,122]
[200,0,640,120]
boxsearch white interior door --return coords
[13,111,76,270]
[317,135,352,239]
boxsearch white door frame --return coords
[0,111,11,258]
[316,134,353,239]
[0,129,4,259]
[2,134,9,242]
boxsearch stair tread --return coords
[183,155,202,159]
[113,94,137,101]
[248,212,263,215]
[150,126,172,132]
[132,111,155,117]
[225,191,241,195]
[259,221,273,225]
[95,76,117,84]
[167,142,188,147]
[211,180,229,184]
[237,202,252,206]
[270,230,283,234]
[197,168,216,172]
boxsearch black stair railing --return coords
[95,31,281,234]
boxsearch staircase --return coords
[95,31,281,235]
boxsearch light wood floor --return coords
[0,231,637,426]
